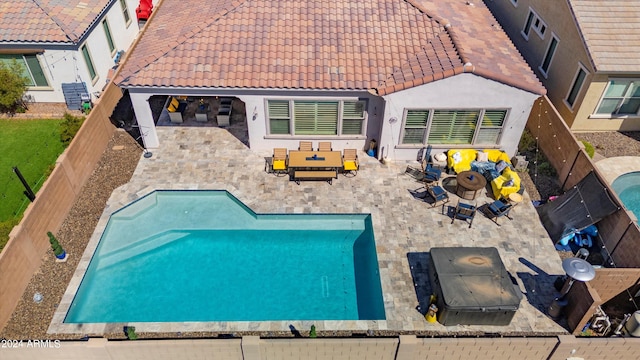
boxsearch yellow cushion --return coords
[491,167,521,199]
[167,98,180,112]
[344,161,358,171]
[273,160,286,170]
[447,149,476,173]
[483,149,511,164]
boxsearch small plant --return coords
[309,325,317,338]
[581,140,595,158]
[124,326,138,340]
[60,112,85,147]
[47,231,66,260]
[537,161,556,177]
[518,129,537,153]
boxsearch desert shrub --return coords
[581,140,595,158]
[537,161,557,177]
[60,113,85,147]
[0,60,28,114]
[518,129,537,152]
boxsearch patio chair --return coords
[451,200,476,228]
[486,199,513,225]
[421,144,433,171]
[426,184,449,210]
[318,141,332,152]
[299,141,313,151]
[265,148,288,176]
[422,164,442,184]
[342,149,359,176]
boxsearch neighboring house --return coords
[486,0,640,131]
[0,0,147,108]
[117,0,544,161]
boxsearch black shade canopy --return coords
[537,172,619,243]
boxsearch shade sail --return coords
[537,171,620,243]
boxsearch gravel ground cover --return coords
[1,130,638,340]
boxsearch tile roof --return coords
[0,0,112,44]
[117,0,544,96]
[568,0,640,72]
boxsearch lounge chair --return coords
[451,200,476,228]
[427,185,449,210]
[342,149,359,176]
[486,199,513,225]
[318,142,332,152]
[298,141,313,151]
[422,164,442,184]
[265,148,288,176]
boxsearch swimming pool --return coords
[64,190,385,323]
[612,172,640,221]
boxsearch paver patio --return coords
[50,127,567,336]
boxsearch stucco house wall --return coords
[129,73,537,162]
[380,73,539,161]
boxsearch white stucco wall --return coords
[26,0,143,103]
[126,74,538,160]
[238,92,384,156]
[379,73,540,161]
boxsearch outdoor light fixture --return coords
[252,106,258,121]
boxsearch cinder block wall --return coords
[590,268,640,303]
[0,83,122,330]
[413,337,558,360]
[1,336,639,360]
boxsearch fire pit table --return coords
[456,170,486,200]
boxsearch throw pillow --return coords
[496,160,509,173]
[476,151,489,162]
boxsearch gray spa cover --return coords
[430,247,521,310]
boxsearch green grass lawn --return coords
[0,119,64,250]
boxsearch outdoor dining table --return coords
[287,151,343,184]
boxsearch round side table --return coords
[508,192,523,206]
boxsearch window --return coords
[522,9,546,39]
[539,35,558,77]
[0,54,49,87]
[596,80,640,116]
[401,109,507,145]
[81,45,97,81]
[102,20,116,54]
[402,110,429,144]
[566,66,587,108]
[267,100,366,136]
[119,0,131,24]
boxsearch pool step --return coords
[96,230,190,270]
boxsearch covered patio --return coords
[50,126,567,336]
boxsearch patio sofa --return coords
[447,149,521,200]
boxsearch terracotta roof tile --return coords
[412,0,544,95]
[118,0,542,95]
[0,0,112,44]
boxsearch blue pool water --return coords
[65,191,385,323]
[612,172,640,221]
